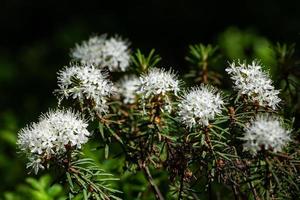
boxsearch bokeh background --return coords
[1,0,300,199]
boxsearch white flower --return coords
[17,109,90,174]
[242,115,290,154]
[71,35,104,67]
[178,85,224,128]
[117,75,140,104]
[139,67,180,98]
[101,37,131,71]
[71,35,130,72]
[139,67,180,112]
[226,61,281,109]
[55,63,115,116]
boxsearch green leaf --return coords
[83,189,88,200]
[105,144,109,159]
[39,175,51,189]
[66,172,74,190]
[48,184,63,197]
[99,123,105,139]
[26,178,43,191]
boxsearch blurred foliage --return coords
[218,27,276,75]
[0,112,26,194]
[0,26,299,199]
[4,175,66,200]
[218,27,276,63]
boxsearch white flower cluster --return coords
[101,37,131,71]
[226,61,281,109]
[178,85,224,128]
[117,75,140,104]
[139,67,180,112]
[56,64,115,116]
[139,67,180,99]
[17,110,90,174]
[242,115,290,154]
[71,35,130,72]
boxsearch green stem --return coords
[202,61,208,84]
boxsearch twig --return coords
[231,184,240,200]
[139,162,165,200]
[178,170,184,200]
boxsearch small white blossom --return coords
[71,35,104,67]
[139,67,180,98]
[117,75,140,104]
[226,61,281,109]
[71,35,130,72]
[101,37,131,71]
[178,85,224,128]
[139,67,180,112]
[55,63,115,116]
[17,109,90,174]
[242,115,290,154]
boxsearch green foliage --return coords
[218,27,276,71]
[67,157,121,200]
[4,175,66,200]
[185,44,219,67]
[0,112,27,195]
[273,42,295,62]
[272,43,300,117]
[131,49,162,73]
[185,44,222,85]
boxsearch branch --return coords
[178,170,184,200]
[139,162,164,200]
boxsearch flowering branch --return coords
[16,34,300,200]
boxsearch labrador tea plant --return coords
[17,34,300,200]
